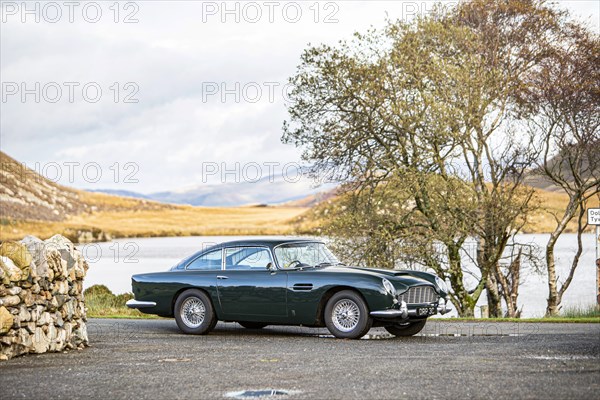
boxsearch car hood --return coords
[314,265,436,288]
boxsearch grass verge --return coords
[84,284,163,319]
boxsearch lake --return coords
[81,233,599,318]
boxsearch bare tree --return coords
[528,25,600,315]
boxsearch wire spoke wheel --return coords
[181,297,206,328]
[331,299,361,332]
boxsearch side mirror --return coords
[266,262,275,272]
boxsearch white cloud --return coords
[1,0,598,195]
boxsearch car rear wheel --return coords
[174,289,217,335]
[324,290,372,339]
[238,322,268,329]
[385,319,427,336]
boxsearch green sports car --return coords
[126,238,451,339]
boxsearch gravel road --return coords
[1,319,599,399]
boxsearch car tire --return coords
[385,319,427,336]
[238,322,268,329]
[324,290,372,339]
[174,289,217,335]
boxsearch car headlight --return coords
[382,278,396,295]
[435,276,448,293]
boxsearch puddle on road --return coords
[225,389,299,399]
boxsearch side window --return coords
[187,249,222,270]
[225,247,273,270]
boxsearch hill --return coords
[291,183,596,235]
[0,151,588,242]
[0,152,309,242]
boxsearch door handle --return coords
[217,275,229,280]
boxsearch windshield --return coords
[274,242,340,269]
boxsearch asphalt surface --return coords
[1,319,599,399]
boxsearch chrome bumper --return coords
[371,301,409,319]
[437,298,452,315]
[370,299,452,319]
[126,299,157,309]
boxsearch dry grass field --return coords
[0,205,310,241]
[1,151,596,242]
[1,184,594,242]
[525,189,599,234]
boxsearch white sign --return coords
[588,208,600,225]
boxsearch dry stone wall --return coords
[0,235,89,360]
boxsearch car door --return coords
[216,246,288,320]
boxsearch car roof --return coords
[212,237,322,249]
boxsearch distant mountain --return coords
[92,176,335,207]
[86,189,152,200]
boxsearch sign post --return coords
[588,209,600,305]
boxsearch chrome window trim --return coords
[222,245,274,271]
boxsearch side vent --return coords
[291,283,314,291]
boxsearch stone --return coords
[18,328,33,349]
[32,327,50,353]
[55,295,68,308]
[7,287,22,296]
[0,306,13,334]
[54,311,64,327]
[49,296,59,311]
[37,312,52,326]
[30,305,43,322]
[0,241,32,270]
[0,256,21,282]
[20,290,35,307]
[31,283,40,294]
[17,305,31,322]
[24,322,36,334]
[0,295,20,307]
[21,236,49,278]
[54,280,69,295]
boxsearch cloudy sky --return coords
[1,1,598,195]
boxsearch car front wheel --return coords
[324,290,372,339]
[385,319,427,337]
[174,289,217,334]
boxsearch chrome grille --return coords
[398,286,438,304]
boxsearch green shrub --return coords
[84,285,146,317]
[84,284,113,297]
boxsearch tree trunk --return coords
[546,235,561,316]
[447,244,478,317]
[485,272,503,317]
[545,197,578,316]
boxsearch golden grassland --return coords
[0,204,310,241]
[0,185,596,242]
[524,188,599,234]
